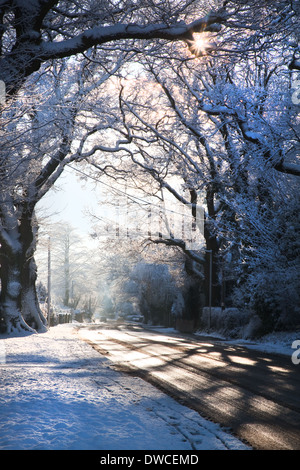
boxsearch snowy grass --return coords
[0,324,250,451]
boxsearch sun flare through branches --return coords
[189,33,213,57]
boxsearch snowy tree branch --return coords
[150,237,205,271]
[198,99,300,177]
[0,4,227,95]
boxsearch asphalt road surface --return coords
[78,322,300,450]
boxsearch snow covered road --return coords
[0,324,249,451]
[77,323,300,450]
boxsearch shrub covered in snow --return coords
[201,307,252,339]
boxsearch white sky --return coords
[37,167,102,235]
[36,164,206,249]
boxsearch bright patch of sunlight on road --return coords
[228,355,257,366]
[268,365,289,374]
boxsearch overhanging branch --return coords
[0,7,227,95]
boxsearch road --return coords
[77,322,300,450]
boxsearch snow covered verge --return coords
[199,307,300,347]
[194,328,300,358]
[0,324,250,451]
[142,321,300,359]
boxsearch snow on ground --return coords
[193,329,300,357]
[232,331,300,357]
[140,324,300,358]
[0,324,250,451]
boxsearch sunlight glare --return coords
[228,355,257,366]
[189,33,212,57]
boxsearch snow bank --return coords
[200,307,300,348]
[0,324,249,451]
[232,330,300,357]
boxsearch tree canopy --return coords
[0,0,299,333]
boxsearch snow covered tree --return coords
[231,182,300,335]
[47,223,95,309]
[0,0,230,334]
[0,0,228,96]
[1,0,299,334]
[93,234,144,320]
[131,262,175,326]
[0,89,50,333]
[82,12,299,312]
[1,0,298,102]
[0,55,123,333]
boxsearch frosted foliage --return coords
[0,0,299,335]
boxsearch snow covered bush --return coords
[133,263,177,326]
[201,307,251,338]
[231,186,300,336]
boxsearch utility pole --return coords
[47,236,51,328]
[205,250,212,330]
[209,250,212,330]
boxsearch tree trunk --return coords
[0,207,47,334]
[204,187,221,306]
[0,246,35,334]
[21,256,47,332]
[19,209,47,332]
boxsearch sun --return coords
[189,33,212,57]
[193,37,206,52]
